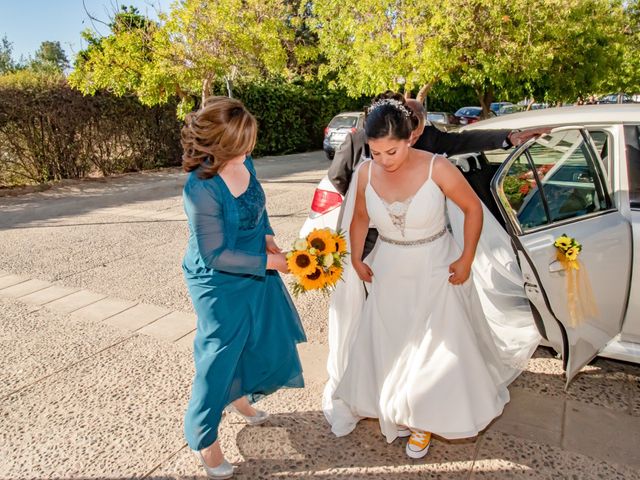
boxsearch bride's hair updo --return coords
[364,91,420,141]
[181,96,257,179]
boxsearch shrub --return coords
[0,70,181,186]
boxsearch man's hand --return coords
[508,127,552,147]
[266,235,282,254]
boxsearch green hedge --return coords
[0,72,366,186]
[214,80,367,156]
[0,70,182,186]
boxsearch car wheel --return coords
[325,151,334,160]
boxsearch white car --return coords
[300,104,640,383]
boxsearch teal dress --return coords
[182,156,306,451]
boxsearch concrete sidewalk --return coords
[1,270,640,479]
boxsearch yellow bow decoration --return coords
[553,234,598,328]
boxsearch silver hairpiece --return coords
[369,98,411,118]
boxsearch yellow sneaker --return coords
[406,430,431,459]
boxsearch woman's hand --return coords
[353,260,374,283]
[266,235,282,254]
[448,256,472,285]
[267,252,289,274]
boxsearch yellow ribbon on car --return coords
[554,235,598,328]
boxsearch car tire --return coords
[325,151,334,161]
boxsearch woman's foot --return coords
[406,430,432,459]
[194,441,234,479]
[227,397,269,426]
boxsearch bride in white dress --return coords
[323,93,540,459]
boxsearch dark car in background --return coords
[453,106,496,125]
[322,112,365,160]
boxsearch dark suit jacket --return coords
[328,124,511,195]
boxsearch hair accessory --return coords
[369,98,412,119]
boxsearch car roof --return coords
[462,104,640,131]
[333,111,363,117]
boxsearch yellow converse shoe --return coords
[406,430,431,459]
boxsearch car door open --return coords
[492,128,633,386]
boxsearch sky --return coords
[0,0,172,62]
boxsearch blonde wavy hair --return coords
[181,96,257,179]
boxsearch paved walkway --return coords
[1,153,640,479]
[2,269,640,479]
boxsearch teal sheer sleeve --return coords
[184,181,267,276]
[245,155,275,236]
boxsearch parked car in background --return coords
[453,106,496,125]
[301,104,640,385]
[322,112,365,160]
[426,111,457,130]
[490,101,513,114]
[497,104,527,115]
[597,93,635,104]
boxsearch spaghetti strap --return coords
[367,160,373,185]
[428,155,437,181]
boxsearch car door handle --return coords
[549,260,564,274]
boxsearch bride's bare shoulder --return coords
[352,160,371,194]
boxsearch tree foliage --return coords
[31,41,69,72]
[0,36,16,74]
[309,0,630,112]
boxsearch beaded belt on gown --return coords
[378,227,447,246]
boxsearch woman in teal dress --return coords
[181,96,306,479]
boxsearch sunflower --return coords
[333,233,348,254]
[307,229,337,254]
[554,235,572,251]
[299,268,328,291]
[287,251,318,277]
[325,266,343,286]
[565,246,579,262]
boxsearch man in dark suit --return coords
[328,99,549,259]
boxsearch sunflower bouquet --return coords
[287,228,348,296]
[554,234,582,270]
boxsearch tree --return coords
[0,36,16,74]
[70,6,162,99]
[155,0,296,103]
[309,0,627,113]
[32,41,69,72]
[70,1,302,117]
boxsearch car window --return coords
[586,129,614,182]
[427,113,445,123]
[456,107,481,116]
[625,125,640,210]
[500,130,611,232]
[329,115,358,129]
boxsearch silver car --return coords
[302,104,640,384]
[322,112,365,160]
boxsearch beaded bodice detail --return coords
[379,195,415,237]
[235,174,266,230]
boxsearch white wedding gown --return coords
[323,157,540,443]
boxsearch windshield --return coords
[329,115,359,129]
[456,107,481,117]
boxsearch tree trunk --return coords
[225,76,233,98]
[476,86,494,118]
[416,82,436,105]
[201,77,212,105]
